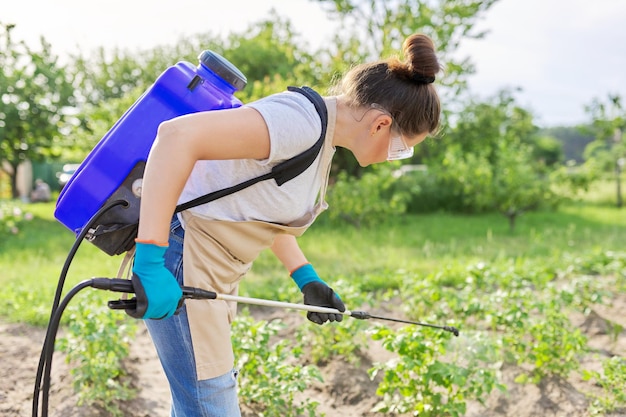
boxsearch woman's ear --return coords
[370,113,392,136]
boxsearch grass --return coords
[241,202,626,298]
[1,198,624,325]
[0,201,130,324]
[3,190,624,416]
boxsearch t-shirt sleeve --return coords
[245,91,322,166]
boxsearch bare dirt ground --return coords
[3,291,626,417]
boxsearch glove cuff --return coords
[290,263,325,291]
[134,240,168,260]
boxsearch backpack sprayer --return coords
[34,51,458,417]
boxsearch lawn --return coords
[1,199,623,324]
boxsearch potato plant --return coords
[57,291,137,416]
[367,251,626,414]
[369,325,504,416]
[584,356,626,415]
[232,311,323,417]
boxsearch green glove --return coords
[128,241,183,320]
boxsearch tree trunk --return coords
[616,159,623,208]
[10,174,18,199]
[8,162,19,199]
[507,212,517,232]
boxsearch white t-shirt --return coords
[177,90,336,226]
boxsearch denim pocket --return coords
[165,216,185,284]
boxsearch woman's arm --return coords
[271,234,346,324]
[137,106,270,243]
[270,234,308,272]
[131,106,271,319]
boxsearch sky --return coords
[3,0,626,128]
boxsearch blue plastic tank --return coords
[54,50,247,255]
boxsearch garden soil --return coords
[2,290,626,417]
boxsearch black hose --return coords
[38,280,94,416]
[32,199,128,417]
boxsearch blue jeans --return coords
[144,216,241,417]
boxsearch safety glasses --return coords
[387,130,414,161]
[371,104,414,161]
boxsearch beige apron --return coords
[181,99,336,380]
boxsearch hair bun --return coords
[403,34,440,85]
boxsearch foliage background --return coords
[1,0,625,415]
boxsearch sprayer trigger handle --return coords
[108,299,137,310]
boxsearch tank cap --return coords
[198,50,247,91]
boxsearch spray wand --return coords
[94,278,459,336]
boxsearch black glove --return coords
[302,281,346,325]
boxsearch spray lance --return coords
[97,277,459,335]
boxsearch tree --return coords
[584,94,625,208]
[0,23,76,198]
[223,10,320,98]
[311,0,499,95]
[66,14,315,161]
[491,141,556,231]
[425,89,537,164]
[408,89,557,229]
[71,11,318,109]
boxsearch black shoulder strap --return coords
[174,86,328,213]
[273,86,328,185]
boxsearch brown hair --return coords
[334,33,442,136]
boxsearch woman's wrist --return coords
[290,263,325,291]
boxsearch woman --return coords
[133,33,441,416]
